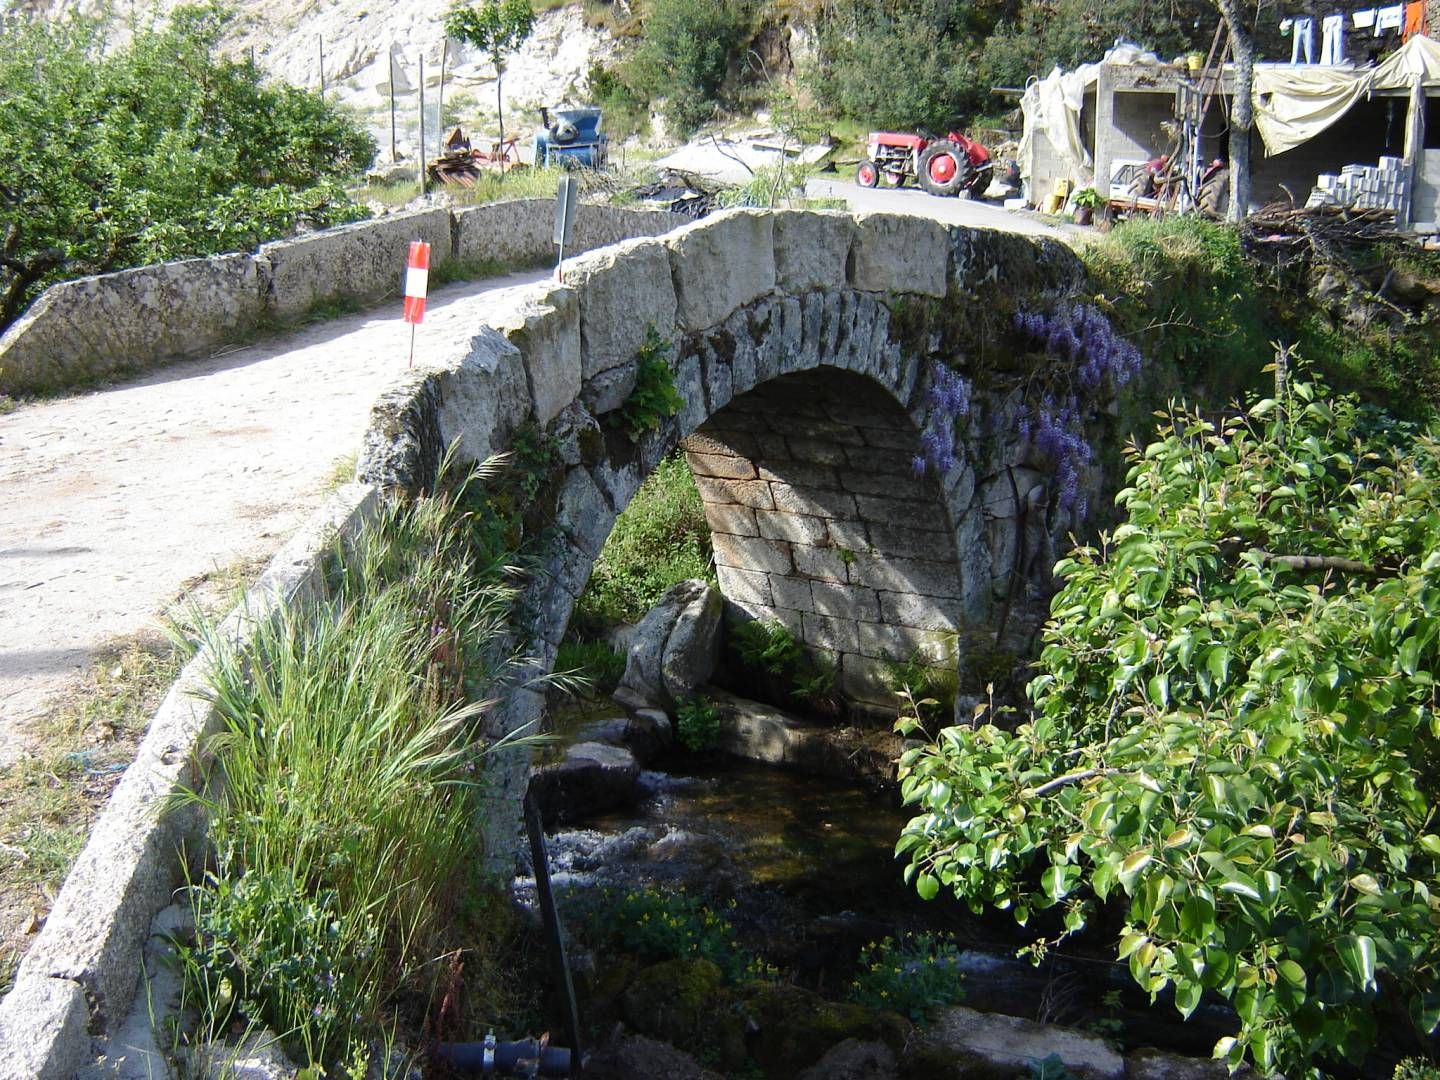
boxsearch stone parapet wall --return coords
[0,202,689,397]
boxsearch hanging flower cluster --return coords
[1010,304,1145,517]
[912,362,972,476]
[1013,304,1142,391]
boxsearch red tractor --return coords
[856,130,993,198]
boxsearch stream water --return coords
[517,749,1236,1058]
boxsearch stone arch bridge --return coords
[359,207,1108,769]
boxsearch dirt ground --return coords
[0,267,551,768]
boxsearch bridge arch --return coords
[356,208,1102,824]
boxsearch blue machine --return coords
[534,107,608,169]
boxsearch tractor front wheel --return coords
[918,141,968,197]
[856,160,880,188]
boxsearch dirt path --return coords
[0,269,552,765]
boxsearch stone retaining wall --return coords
[0,202,689,397]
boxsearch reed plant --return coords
[177,454,545,1068]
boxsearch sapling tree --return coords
[897,365,1440,1075]
[444,0,535,174]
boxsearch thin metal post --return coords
[318,34,325,95]
[524,793,582,1073]
[419,56,428,193]
[389,50,398,163]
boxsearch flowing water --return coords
[517,746,1235,1056]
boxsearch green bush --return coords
[894,372,1440,1075]
[0,6,374,333]
[730,618,837,708]
[609,328,685,441]
[675,695,721,752]
[573,451,713,631]
[629,0,748,135]
[848,933,966,1024]
[573,886,764,983]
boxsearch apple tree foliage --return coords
[896,374,1440,1075]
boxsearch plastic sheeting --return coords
[1375,33,1440,86]
[1253,63,1374,155]
[1018,42,1162,187]
[1253,36,1440,155]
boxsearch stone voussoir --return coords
[666,210,777,331]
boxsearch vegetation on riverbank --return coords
[175,455,548,1071]
[897,370,1440,1075]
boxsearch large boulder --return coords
[621,958,728,1053]
[618,580,722,710]
[796,1038,898,1080]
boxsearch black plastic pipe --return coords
[433,1038,572,1076]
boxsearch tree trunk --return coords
[1214,0,1254,221]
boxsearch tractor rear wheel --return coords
[1198,167,1230,217]
[918,141,968,196]
[856,160,880,188]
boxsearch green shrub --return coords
[573,451,713,631]
[629,0,748,135]
[1394,1059,1440,1080]
[675,695,721,752]
[895,371,1440,1075]
[0,7,373,333]
[573,886,763,983]
[848,933,966,1024]
[609,328,685,441]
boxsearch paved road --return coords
[0,269,552,764]
[806,178,1076,240]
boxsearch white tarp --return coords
[1375,33,1440,88]
[1253,35,1440,155]
[1018,42,1162,188]
[1253,63,1374,156]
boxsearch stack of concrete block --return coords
[1307,155,1407,212]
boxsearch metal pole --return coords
[419,56,428,194]
[438,37,449,159]
[524,793,582,1072]
[318,34,325,95]
[389,51,398,164]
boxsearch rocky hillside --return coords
[2,0,621,159]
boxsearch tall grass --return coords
[178,455,542,1067]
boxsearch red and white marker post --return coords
[403,240,430,367]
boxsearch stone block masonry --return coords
[685,369,964,708]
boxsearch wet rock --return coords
[621,958,728,1052]
[711,688,900,785]
[584,1033,724,1080]
[529,741,640,826]
[735,982,911,1079]
[913,1007,1125,1080]
[796,1038,899,1080]
[572,709,673,765]
[619,580,723,710]
[1125,1047,1254,1080]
